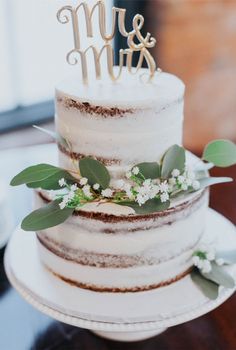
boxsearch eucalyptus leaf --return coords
[203,139,236,167]
[161,145,186,179]
[191,269,219,300]
[216,250,236,265]
[27,170,77,190]
[33,125,57,139]
[10,164,62,186]
[33,125,70,149]
[203,263,235,289]
[194,162,214,172]
[79,157,110,189]
[118,198,170,214]
[198,177,232,190]
[21,200,74,231]
[134,162,160,180]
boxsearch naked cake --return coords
[35,70,209,292]
[10,1,236,297]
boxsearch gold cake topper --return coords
[57,1,158,84]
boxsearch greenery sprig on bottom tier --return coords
[10,139,236,231]
[191,245,236,300]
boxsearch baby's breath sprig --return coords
[191,244,236,300]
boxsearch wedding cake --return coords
[34,70,209,292]
[10,1,236,298]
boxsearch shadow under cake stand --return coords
[4,209,236,342]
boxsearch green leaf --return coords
[33,125,70,150]
[10,164,62,186]
[79,157,110,189]
[191,269,219,300]
[21,200,74,231]
[203,263,235,289]
[203,139,236,167]
[27,170,76,190]
[134,162,160,180]
[33,125,57,139]
[117,198,170,214]
[198,177,232,190]
[161,145,186,179]
[216,250,236,265]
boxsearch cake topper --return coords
[57,0,158,84]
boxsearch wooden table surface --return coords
[0,141,236,350]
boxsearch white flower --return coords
[68,191,75,200]
[80,177,88,186]
[93,183,100,190]
[63,194,70,203]
[185,178,193,187]
[177,175,185,184]
[58,178,66,187]
[160,192,169,203]
[70,184,78,192]
[59,199,67,210]
[193,255,205,269]
[193,255,200,266]
[82,185,92,198]
[113,180,124,190]
[192,180,200,191]
[216,258,224,266]
[143,179,152,187]
[197,259,204,269]
[136,193,148,206]
[202,260,212,273]
[132,167,139,175]
[137,185,147,196]
[171,169,180,177]
[159,181,169,193]
[101,188,113,198]
[149,185,159,199]
[206,251,215,261]
[126,171,132,179]
[181,183,188,191]
[124,183,133,199]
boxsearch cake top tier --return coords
[56,69,185,109]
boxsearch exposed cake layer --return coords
[38,241,192,292]
[35,187,208,292]
[55,69,185,179]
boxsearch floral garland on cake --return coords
[10,138,236,231]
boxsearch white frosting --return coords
[56,69,185,109]
[37,200,207,258]
[55,70,185,170]
[38,240,193,290]
[36,188,208,289]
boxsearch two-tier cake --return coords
[34,70,209,292]
[10,1,236,298]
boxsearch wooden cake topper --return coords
[57,0,158,83]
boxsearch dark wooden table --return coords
[0,146,236,350]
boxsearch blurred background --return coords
[0,1,236,349]
[0,0,235,149]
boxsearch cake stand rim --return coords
[4,208,236,333]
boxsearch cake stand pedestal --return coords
[4,209,236,342]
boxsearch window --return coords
[0,0,112,131]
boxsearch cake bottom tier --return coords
[37,239,195,292]
[35,186,208,292]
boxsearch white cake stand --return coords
[4,209,236,342]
